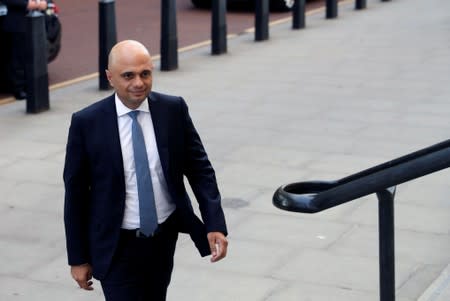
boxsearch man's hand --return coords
[71,263,94,290]
[37,0,48,11]
[207,232,228,263]
[27,0,47,11]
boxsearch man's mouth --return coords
[131,90,145,95]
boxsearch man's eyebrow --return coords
[120,71,134,76]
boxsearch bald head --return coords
[105,40,154,109]
[108,40,152,70]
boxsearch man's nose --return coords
[132,76,144,87]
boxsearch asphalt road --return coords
[48,0,323,85]
[0,0,325,101]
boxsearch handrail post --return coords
[355,0,367,10]
[377,187,396,301]
[25,9,50,113]
[161,0,178,71]
[293,0,306,29]
[212,0,227,55]
[255,0,269,41]
[99,0,117,90]
[326,0,338,19]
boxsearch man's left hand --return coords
[207,232,228,263]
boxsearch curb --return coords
[0,1,338,105]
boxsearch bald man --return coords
[63,40,228,300]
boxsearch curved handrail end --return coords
[272,181,337,213]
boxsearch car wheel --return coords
[270,0,294,11]
[45,13,62,63]
[191,0,211,9]
[47,28,61,63]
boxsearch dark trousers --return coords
[101,214,179,301]
[7,32,26,93]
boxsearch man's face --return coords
[106,51,153,109]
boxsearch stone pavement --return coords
[0,0,449,300]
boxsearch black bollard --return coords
[25,10,49,113]
[292,0,306,29]
[326,0,338,19]
[355,0,367,9]
[161,0,178,71]
[255,0,269,41]
[211,0,227,55]
[98,0,117,90]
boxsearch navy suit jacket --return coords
[63,92,227,279]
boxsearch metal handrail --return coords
[273,139,450,301]
[273,139,450,213]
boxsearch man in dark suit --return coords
[63,40,228,301]
[2,0,47,99]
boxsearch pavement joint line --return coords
[418,264,450,301]
[0,0,352,106]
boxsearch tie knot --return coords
[128,110,139,120]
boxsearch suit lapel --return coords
[148,93,170,180]
[101,95,125,179]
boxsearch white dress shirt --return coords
[115,95,176,229]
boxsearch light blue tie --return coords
[128,111,158,237]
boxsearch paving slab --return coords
[0,0,449,300]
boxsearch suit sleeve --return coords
[180,98,228,236]
[63,113,91,266]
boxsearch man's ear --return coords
[105,69,113,87]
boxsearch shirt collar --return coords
[115,94,150,117]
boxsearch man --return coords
[63,40,228,300]
[2,0,47,99]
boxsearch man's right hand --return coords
[71,263,94,290]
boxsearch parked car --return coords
[192,0,295,11]
[45,0,62,62]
